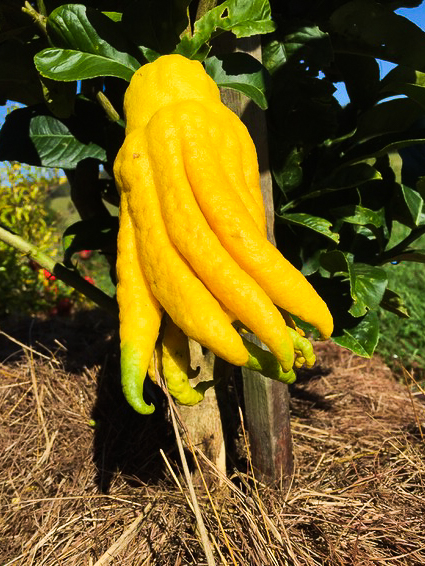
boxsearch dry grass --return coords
[1,312,424,565]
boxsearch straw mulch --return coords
[1,312,424,565]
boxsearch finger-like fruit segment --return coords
[287,328,316,368]
[116,196,163,414]
[179,123,333,339]
[242,337,296,384]
[115,131,249,367]
[146,106,295,372]
[162,318,204,406]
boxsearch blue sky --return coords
[0,3,424,125]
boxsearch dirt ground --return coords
[1,309,424,565]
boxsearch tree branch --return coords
[0,224,118,317]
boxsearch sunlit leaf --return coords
[332,311,379,358]
[348,263,388,317]
[204,53,270,109]
[175,0,275,60]
[279,212,339,242]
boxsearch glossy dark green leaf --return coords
[35,4,141,82]
[348,263,388,317]
[261,38,287,75]
[29,115,106,168]
[272,146,303,193]
[343,131,425,166]
[330,0,425,72]
[204,53,270,109]
[320,249,350,275]
[320,252,388,317]
[0,104,107,167]
[317,163,382,190]
[47,4,140,71]
[332,204,385,228]
[39,76,76,119]
[34,48,136,82]
[392,184,424,228]
[280,24,333,72]
[353,98,424,144]
[63,216,119,267]
[278,212,339,242]
[175,0,275,60]
[332,310,379,358]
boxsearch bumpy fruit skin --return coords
[115,130,249,368]
[115,195,163,414]
[146,102,294,372]
[161,318,204,406]
[114,54,334,412]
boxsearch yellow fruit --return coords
[146,103,295,371]
[178,122,333,339]
[115,194,163,414]
[114,129,249,367]
[114,53,333,414]
[124,54,220,134]
[161,317,204,406]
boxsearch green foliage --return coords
[262,0,425,357]
[1,0,425,359]
[376,224,425,375]
[0,163,79,316]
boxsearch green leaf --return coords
[47,4,140,71]
[262,38,287,75]
[381,66,425,109]
[392,184,424,228]
[204,53,270,109]
[353,98,424,144]
[34,48,136,82]
[330,0,425,72]
[332,311,379,358]
[317,163,382,190]
[380,288,409,318]
[278,212,339,242]
[332,204,385,228]
[342,131,425,166]
[175,0,275,60]
[320,252,388,316]
[272,146,303,193]
[279,24,333,72]
[320,249,351,275]
[0,101,117,168]
[63,216,119,267]
[102,12,123,22]
[39,76,76,119]
[348,263,388,317]
[29,114,106,168]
